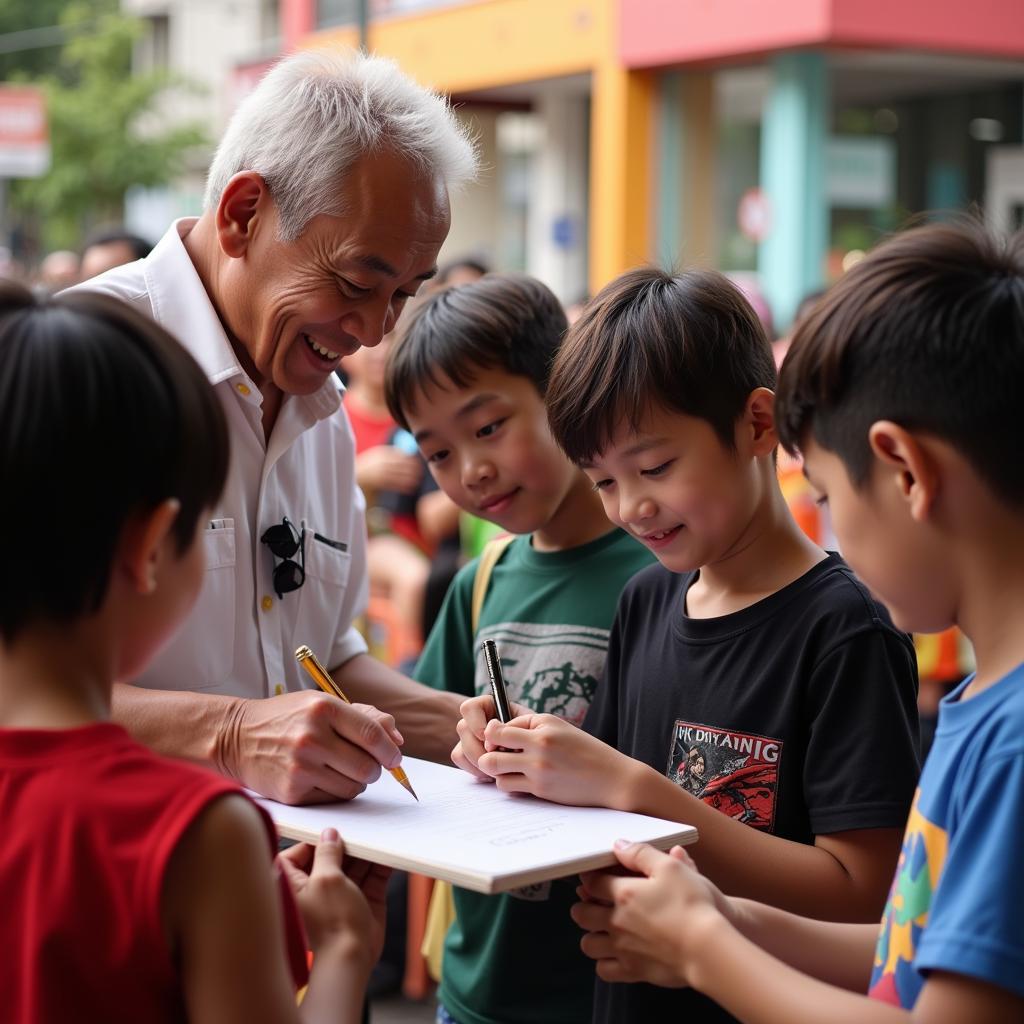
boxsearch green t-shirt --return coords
[415,528,654,1024]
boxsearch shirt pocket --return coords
[304,529,352,583]
[143,521,237,691]
[298,528,352,624]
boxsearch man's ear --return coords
[742,387,779,457]
[867,421,939,522]
[215,172,270,259]
[121,499,181,595]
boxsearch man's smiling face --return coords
[230,148,450,395]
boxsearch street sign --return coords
[0,86,49,178]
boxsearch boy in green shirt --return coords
[385,274,654,1024]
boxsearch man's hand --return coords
[473,711,643,809]
[572,842,731,988]
[355,445,422,495]
[220,690,405,804]
[278,829,391,973]
[451,693,530,781]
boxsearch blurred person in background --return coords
[73,47,478,807]
[80,227,152,280]
[342,324,460,665]
[431,255,488,291]
[36,249,80,293]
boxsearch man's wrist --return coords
[214,695,249,782]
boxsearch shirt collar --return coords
[143,218,341,421]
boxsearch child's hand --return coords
[356,445,422,495]
[451,694,530,781]
[476,713,641,809]
[277,828,391,974]
[571,842,730,988]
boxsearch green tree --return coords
[9,3,208,250]
[0,0,71,80]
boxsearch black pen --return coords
[481,638,512,723]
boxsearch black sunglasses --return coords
[260,517,305,598]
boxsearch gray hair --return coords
[204,48,478,240]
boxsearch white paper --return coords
[255,756,697,893]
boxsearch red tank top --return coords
[0,722,309,1022]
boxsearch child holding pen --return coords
[455,266,921,1023]
[571,220,1024,1024]
[0,283,390,1024]
[384,274,655,1024]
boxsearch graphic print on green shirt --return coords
[415,528,654,1024]
[472,622,611,726]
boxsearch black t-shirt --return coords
[583,553,920,1024]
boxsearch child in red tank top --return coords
[0,283,389,1024]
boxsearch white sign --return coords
[827,135,895,209]
[0,86,50,179]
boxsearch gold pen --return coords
[295,644,418,801]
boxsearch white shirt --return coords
[76,219,369,699]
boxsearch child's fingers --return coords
[278,855,311,895]
[667,845,695,868]
[477,750,523,776]
[451,740,494,781]
[276,840,315,872]
[482,721,530,752]
[570,898,614,933]
[612,839,666,877]
[310,828,345,877]
[579,930,616,963]
[458,695,494,739]
[595,957,638,984]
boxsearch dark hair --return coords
[436,256,489,285]
[776,220,1024,507]
[385,272,567,429]
[81,228,152,262]
[546,266,777,464]
[0,282,229,641]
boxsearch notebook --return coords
[255,755,698,894]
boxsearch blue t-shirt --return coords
[869,663,1024,1007]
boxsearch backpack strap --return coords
[421,532,515,983]
[470,534,515,634]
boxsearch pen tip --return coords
[405,780,419,801]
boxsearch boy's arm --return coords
[164,796,371,1024]
[577,843,1024,1024]
[479,714,901,920]
[650,916,1020,1024]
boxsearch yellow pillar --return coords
[589,60,655,294]
[681,72,716,268]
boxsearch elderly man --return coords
[78,49,477,804]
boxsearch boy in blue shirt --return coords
[567,220,1024,1022]
[384,273,654,1024]
[456,266,921,1023]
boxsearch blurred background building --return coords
[2,0,1022,326]
[283,0,1024,326]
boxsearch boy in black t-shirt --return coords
[453,268,921,1024]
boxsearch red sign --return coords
[0,86,49,178]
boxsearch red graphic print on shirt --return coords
[667,721,782,831]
